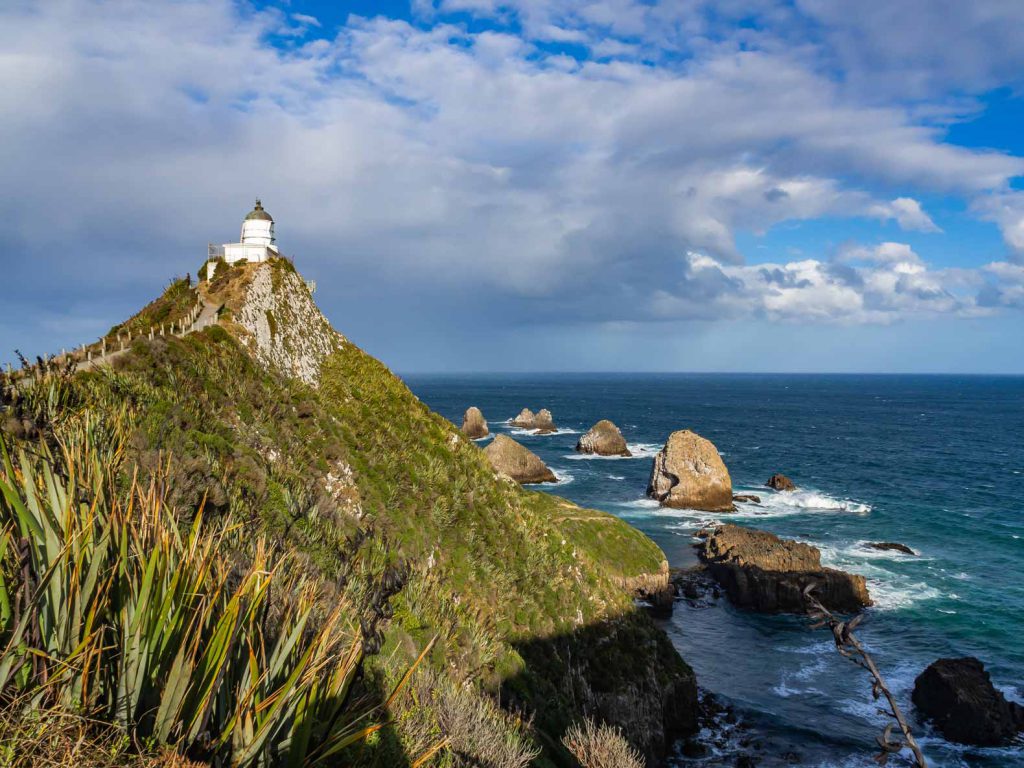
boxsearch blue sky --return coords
[2,0,1024,372]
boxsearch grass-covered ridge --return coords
[2,261,696,766]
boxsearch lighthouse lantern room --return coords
[213,199,279,266]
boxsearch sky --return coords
[2,0,1024,373]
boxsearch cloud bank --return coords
[1,0,1023,368]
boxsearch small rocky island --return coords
[697,524,871,612]
[484,434,558,483]
[766,473,796,491]
[460,406,489,439]
[510,407,557,434]
[913,657,1024,746]
[576,419,631,456]
[647,430,733,511]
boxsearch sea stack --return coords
[533,408,557,434]
[510,408,536,428]
[913,657,1024,745]
[483,434,558,484]
[461,407,489,439]
[577,420,631,457]
[647,430,732,511]
[698,524,871,613]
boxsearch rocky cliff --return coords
[71,257,696,766]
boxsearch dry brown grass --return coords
[561,718,644,768]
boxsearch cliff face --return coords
[215,260,341,386]
[81,258,696,765]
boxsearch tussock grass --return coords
[0,370,436,767]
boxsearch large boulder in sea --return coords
[577,420,632,457]
[510,408,536,428]
[483,435,557,484]
[647,430,733,511]
[697,524,871,613]
[460,407,489,439]
[912,657,1024,746]
[534,408,557,434]
[766,473,796,491]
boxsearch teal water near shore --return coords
[407,373,1024,767]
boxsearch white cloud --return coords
[1,0,1023,365]
[663,245,977,324]
[868,197,941,232]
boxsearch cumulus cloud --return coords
[647,245,976,325]
[868,198,941,232]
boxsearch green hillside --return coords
[0,258,696,767]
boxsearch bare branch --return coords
[803,585,927,768]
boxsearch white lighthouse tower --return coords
[214,199,280,265]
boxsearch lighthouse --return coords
[215,199,280,265]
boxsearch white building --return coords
[209,199,279,268]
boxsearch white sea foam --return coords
[551,468,575,486]
[562,441,659,460]
[509,426,578,436]
[607,474,625,480]
[615,498,662,510]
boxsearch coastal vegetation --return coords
[0,260,696,766]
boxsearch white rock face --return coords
[234,263,344,386]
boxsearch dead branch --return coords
[803,585,927,767]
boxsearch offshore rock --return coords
[577,419,632,457]
[913,657,1024,746]
[698,524,871,613]
[461,406,489,439]
[866,541,916,555]
[510,408,536,428]
[533,408,557,434]
[766,473,796,491]
[483,435,557,484]
[647,430,733,511]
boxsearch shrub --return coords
[561,718,644,768]
[0,407,433,767]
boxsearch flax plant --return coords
[0,409,433,766]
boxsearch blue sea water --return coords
[405,373,1024,768]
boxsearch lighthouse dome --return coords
[240,199,275,246]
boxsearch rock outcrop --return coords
[510,408,536,428]
[619,560,674,617]
[483,435,557,484]
[577,420,632,457]
[510,408,557,433]
[647,430,733,511]
[461,406,489,439]
[697,524,871,612]
[231,261,343,386]
[733,493,761,504]
[866,541,916,556]
[913,657,1024,745]
[534,408,557,434]
[766,473,796,491]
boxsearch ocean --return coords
[405,373,1024,768]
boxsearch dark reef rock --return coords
[697,524,871,613]
[647,430,733,511]
[765,473,796,491]
[913,657,1024,746]
[460,406,489,439]
[733,493,762,504]
[576,419,631,456]
[483,434,557,484]
[866,541,916,556]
